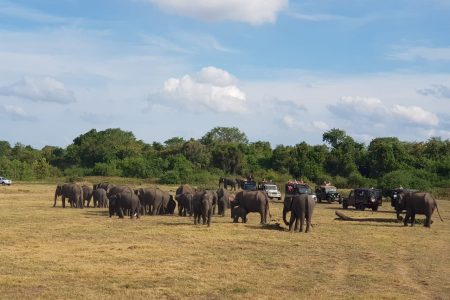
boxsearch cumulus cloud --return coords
[391,105,439,126]
[418,84,450,99]
[155,66,247,114]
[0,76,76,104]
[328,96,387,120]
[311,121,329,130]
[147,0,288,25]
[1,104,36,121]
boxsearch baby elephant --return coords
[283,194,315,233]
[231,206,247,223]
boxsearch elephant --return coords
[176,192,194,216]
[158,191,173,215]
[397,192,443,227]
[165,196,176,214]
[93,182,115,193]
[93,188,108,208]
[54,183,83,208]
[82,185,93,207]
[231,191,270,224]
[176,184,195,196]
[108,187,140,219]
[216,187,230,217]
[283,194,315,233]
[193,190,213,226]
[231,206,247,223]
[207,190,218,215]
[219,177,237,191]
[135,187,166,215]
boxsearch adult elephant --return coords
[135,187,166,215]
[193,190,213,226]
[53,183,83,208]
[94,182,115,193]
[397,192,443,227]
[216,187,230,217]
[283,194,315,233]
[176,184,195,196]
[82,185,93,207]
[176,192,194,216]
[93,188,108,208]
[231,190,270,224]
[158,191,173,215]
[219,177,237,191]
[109,187,140,219]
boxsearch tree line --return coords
[0,127,449,191]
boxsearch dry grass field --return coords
[1,183,449,299]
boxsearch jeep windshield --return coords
[264,184,278,191]
[324,186,337,192]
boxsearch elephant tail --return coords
[435,199,444,222]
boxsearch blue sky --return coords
[0,0,449,148]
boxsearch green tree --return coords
[200,127,248,145]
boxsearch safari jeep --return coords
[258,182,281,200]
[284,183,317,202]
[315,185,342,204]
[342,188,382,211]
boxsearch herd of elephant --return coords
[53,182,315,232]
[53,181,443,232]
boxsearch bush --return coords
[92,162,122,177]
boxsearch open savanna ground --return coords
[1,183,449,299]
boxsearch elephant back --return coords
[176,184,195,196]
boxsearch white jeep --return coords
[0,176,12,185]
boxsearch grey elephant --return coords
[232,191,270,224]
[165,196,176,214]
[108,187,140,219]
[135,187,166,215]
[283,194,315,233]
[207,189,218,215]
[175,184,195,216]
[193,190,213,226]
[93,182,115,192]
[82,185,93,207]
[219,177,237,191]
[397,192,443,227]
[158,191,173,215]
[231,206,247,223]
[176,192,194,216]
[54,183,83,208]
[93,188,108,208]
[176,184,195,196]
[216,187,230,217]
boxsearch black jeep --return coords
[342,188,382,211]
[315,185,342,204]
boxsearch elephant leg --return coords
[305,216,311,233]
[294,218,300,232]
[118,207,124,218]
[289,215,295,232]
[403,210,411,226]
[424,214,431,227]
[259,210,265,224]
[243,213,247,223]
[62,196,66,208]
[300,211,306,232]
[410,213,416,227]
[194,213,198,225]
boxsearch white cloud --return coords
[147,0,288,25]
[1,104,35,121]
[311,121,329,130]
[156,66,247,114]
[391,105,439,126]
[328,96,387,119]
[0,76,76,104]
[389,46,450,61]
